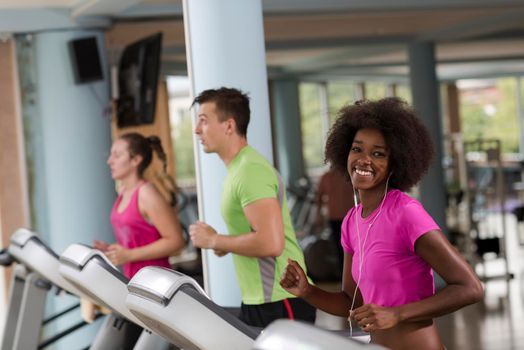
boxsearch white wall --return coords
[20,30,115,349]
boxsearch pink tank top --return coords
[110,182,170,279]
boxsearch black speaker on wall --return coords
[69,36,104,84]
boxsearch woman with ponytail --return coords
[95,132,185,279]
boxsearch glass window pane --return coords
[366,82,387,100]
[299,83,323,170]
[395,84,412,104]
[167,76,196,186]
[327,81,356,125]
[459,78,519,154]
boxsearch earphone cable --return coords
[349,174,391,337]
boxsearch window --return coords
[166,76,196,186]
[395,84,412,104]
[365,82,387,100]
[299,83,324,170]
[459,78,519,153]
[299,80,408,174]
[327,82,356,124]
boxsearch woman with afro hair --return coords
[281,98,483,349]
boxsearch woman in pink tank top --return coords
[280,98,483,349]
[94,133,185,279]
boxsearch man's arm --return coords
[280,254,359,317]
[190,197,285,257]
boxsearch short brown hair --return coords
[192,87,250,136]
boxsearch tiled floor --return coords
[316,214,524,350]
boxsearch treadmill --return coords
[253,319,386,349]
[7,228,90,297]
[126,267,386,350]
[2,228,93,350]
[125,266,260,350]
[58,243,173,350]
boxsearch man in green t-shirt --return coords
[189,87,316,327]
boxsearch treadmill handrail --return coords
[59,243,115,270]
[60,253,129,284]
[10,228,35,247]
[127,266,207,306]
[10,228,59,259]
[128,281,203,306]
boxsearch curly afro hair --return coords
[324,97,434,192]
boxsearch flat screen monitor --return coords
[117,33,162,128]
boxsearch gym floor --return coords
[436,213,524,350]
[316,214,524,350]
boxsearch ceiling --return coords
[2,0,524,81]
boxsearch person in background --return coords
[189,87,316,328]
[281,98,483,349]
[315,167,354,272]
[94,132,185,279]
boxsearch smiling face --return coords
[107,139,141,180]
[347,128,390,192]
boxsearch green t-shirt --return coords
[221,146,308,305]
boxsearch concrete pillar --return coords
[271,79,306,186]
[183,0,271,306]
[446,83,461,135]
[445,82,463,188]
[408,42,447,233]
[16,30,114,349]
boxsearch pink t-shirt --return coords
[341,189,440,307]
[110,182,170,279]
